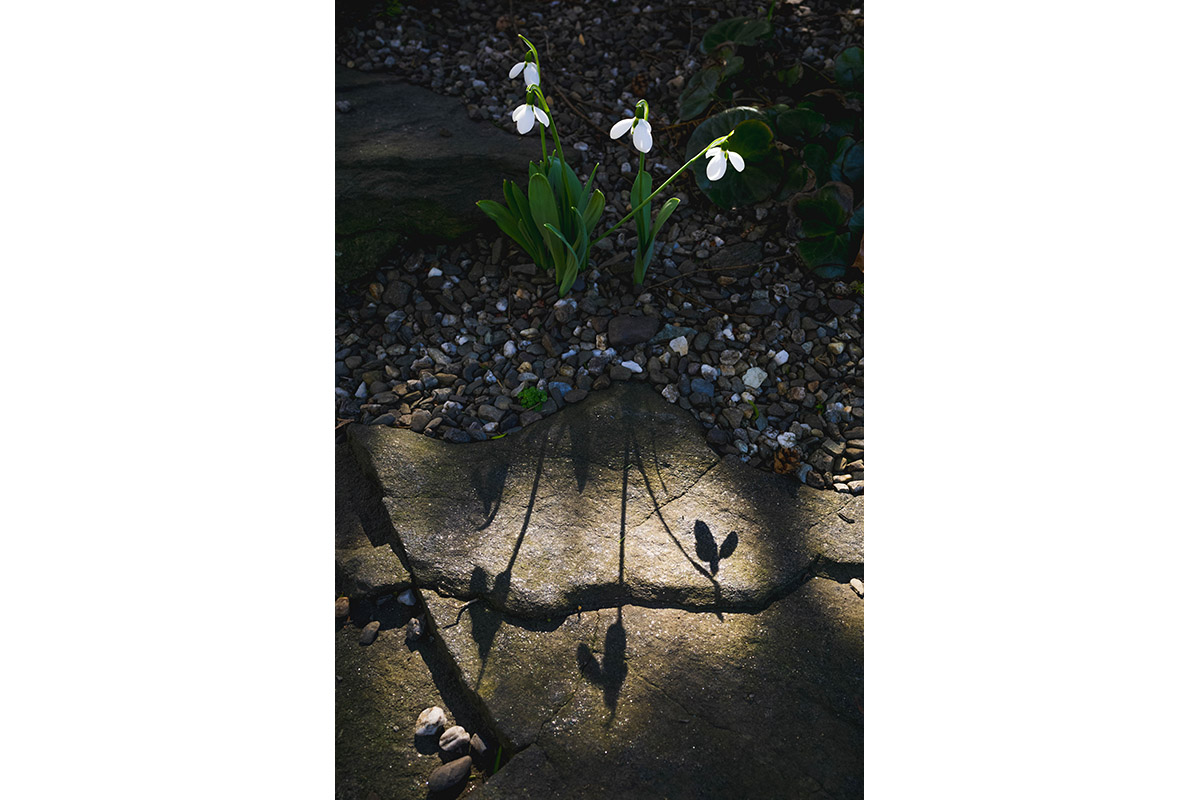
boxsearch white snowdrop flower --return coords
[511,102,549,134]
[508,59,539,87]
[609,115,653,153]
[704,146,746,180]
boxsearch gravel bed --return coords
[335,0,865,494]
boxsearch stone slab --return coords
[349,383,862,617]
[335,67,542,281]
[424,578,863,799]
[336,441,412,599]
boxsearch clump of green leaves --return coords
[479,157,605,297]
[380,0,405,20]
[679,17,773,120]
[517,386,548,411]
[678,15,864,279]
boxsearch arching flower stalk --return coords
[480,37,744,296]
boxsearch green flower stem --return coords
[530,86,565,164]
[593,134,730,244]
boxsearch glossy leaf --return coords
[679,66,720,121]
[801,143,831,185]
[701,17,772,54]
[830,137,863,187]
[833,46,864,89]
[776,107,826,142]
[796,233,852,279]
[727,119,774,160]
[688,107,783,209]
[687,107,769,161]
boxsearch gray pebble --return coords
[359,621,380,645]
[410,409,433,433]
[439,725,470,755]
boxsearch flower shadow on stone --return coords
[577,608,628,721]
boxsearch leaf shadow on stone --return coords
[629,433,727,620]
[576,608,628,722]
[693,520,739,576]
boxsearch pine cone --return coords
[774,447,800,476]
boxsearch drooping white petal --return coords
[706,152,728,180]
[705,147,723,159]
[511,105,523,122]
[523,63,540,87]
[509,61,524,79]
[728,150,745,172]
[515,105,535,134]
[533,106,549,127]
[632,120,653,153]
[609,117,634,140]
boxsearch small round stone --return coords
[335,596,350,618]
[407,615,426,643]
[415,706,446,736]
[359,621,380,645]
[439,725,470,755]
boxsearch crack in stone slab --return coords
[351,383,863,619]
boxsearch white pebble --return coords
[503,340,517,358]
[668,336,689,356]
[620,360,643,374]
[773,350,790,366]
[415,707,446,736]
[742,367,768,389]
[777,431,798,449]
[355,382,368,399]
[661,384,679,403]
[700,363,719,380]
[396,589,417,606]
[429,266,443,277]
[495,298,508,312]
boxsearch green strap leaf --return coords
[477,200,537,260]
[582,188,605,235]
[631,171,653,250]
[581,162,600,200]
[543,222,580,297]
[651,197,680,242]
[528,173,564,268]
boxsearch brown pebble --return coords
[335,596,350,618]
[428,756,472,793]
[359,620,381,645]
